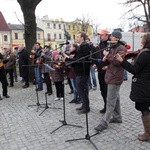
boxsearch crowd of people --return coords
[0,30,150,141]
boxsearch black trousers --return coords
[5,69,14,86]
[76,76,90,110]
[54,81,64,98]
[43,73,52,93]
[0,69,8,96]
[98,72,107,109]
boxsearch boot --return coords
[138,115,150,141]
[0,95,2,100]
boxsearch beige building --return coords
[8,23,44,50]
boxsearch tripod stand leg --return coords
[66,133,99,150]
[59,120,83,128]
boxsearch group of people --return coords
[62,30,150,141]
[1,29,150,142]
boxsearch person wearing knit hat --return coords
[94,30,127,132]
[111,30,122,40]
[50,50,64,101]
[52,50,59,60]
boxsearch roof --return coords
[0,11,10,31]
[8,23,43,31]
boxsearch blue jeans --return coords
[34,67,43,90]
[76,76,90,110]
[124,70,128,80]
[89,65,97,87]
[70,78,79,99]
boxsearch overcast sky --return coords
[0,0,128,31]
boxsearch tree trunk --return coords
[17,0,41,82]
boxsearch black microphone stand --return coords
[23,64,45,112]
[65,43,117,150]
[39,63,62,116]
[49,59,83,134]
[65,57,99,150]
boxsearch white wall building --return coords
[36,15,67,49]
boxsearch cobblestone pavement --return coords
[0,73,150,150]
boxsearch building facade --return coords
[8,23,44,50]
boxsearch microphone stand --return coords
[64,43,117,150]
[65,57,99,150]
[39,63,62,116]
[23,64,45,112]
[49,61,83,134]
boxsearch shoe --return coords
[109,118,122,123]
[55,97,60,101]
[75,100,82,104]
[94,124,106,132]
[36,88,43,91]
[48,92,52,96]
[45,92,52,95]
[76,106,83,110]
[3,95,10,98]
[69,99,76,103]
[99,108,106,114]
[22,85,29,88]
[9,85,14,87]
[69,90,73,94]
[93,86,97,90]
[78,108,90,114]
[60,97,64,100]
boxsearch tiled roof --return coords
[0,11,10,31]
[8,23,44,31]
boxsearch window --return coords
[54,33,57,39]
[23,33,25,39]
[47,23,50,28]
[4,35,8,41]
[68,25,70,30]
[37,33,40,40]
[59,24,61,29]
[15,33,18,39]
[47,33,51,41]
[73,25,75,30]
[53,24,56,29]
[59,34,61,39]
[73,34,75,40]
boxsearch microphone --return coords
[89,58,102,63]
[59,42,70,46]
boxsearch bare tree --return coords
[92,22,101,36]
[121,0,150,31]
[17,0,42,52]
[79,14,93,36]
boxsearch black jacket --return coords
[18,49,29,77]
[66,42,91,76]
[121,43,150,103]
[93,40,109,73]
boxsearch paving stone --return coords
[0,73,149,150]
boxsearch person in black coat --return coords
[0,52,10,99]
[18,45,29,88]
[115,33,150,141]
[64,31,91,114]
[92,29,110,113]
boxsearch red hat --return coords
[97,29,110,35]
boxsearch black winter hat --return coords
[111,30,122,40]
[44,45,50,49]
